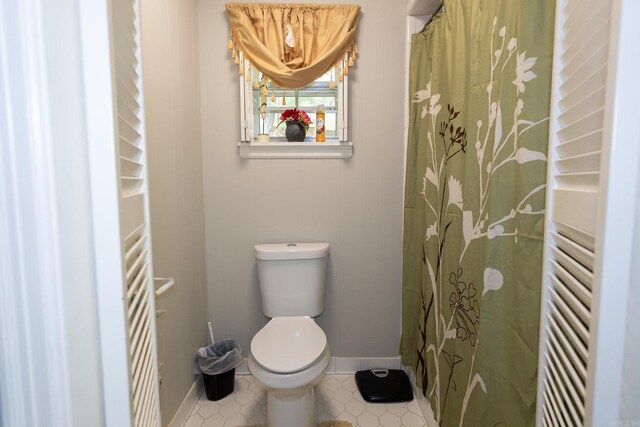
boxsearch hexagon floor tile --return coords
[180,374,427,427]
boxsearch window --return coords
[226,3,359,157]
[239,57,349,144]
[251,67,338,141]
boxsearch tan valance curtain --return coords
[225,3,361,89]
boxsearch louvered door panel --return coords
[111,0,160,425]
[538,0,611,425]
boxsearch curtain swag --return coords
[225,3,361,89]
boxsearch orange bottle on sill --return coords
[316,105,325,143]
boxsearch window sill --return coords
[237,141,353,159]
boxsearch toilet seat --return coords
[251,316,327,374]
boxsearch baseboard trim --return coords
[167,376,203,427]
[235,356,402,375]
[330,356,402,374]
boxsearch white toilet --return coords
[248,242,331,427]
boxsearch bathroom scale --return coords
[354,369,413,403]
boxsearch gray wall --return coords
[198,0,406,357]
[140,0,208,424]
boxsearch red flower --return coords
[298,110,312,125]
[278,108,312,130]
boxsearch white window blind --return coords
[111,0,161,425]
[538,0,640,425]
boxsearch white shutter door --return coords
[538,1,608,424]
[538,0,640,426]
[111,0,161,425]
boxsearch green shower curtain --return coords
[401,1,554,426]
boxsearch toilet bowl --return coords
[250,243,331,427]
[249,316,331,427]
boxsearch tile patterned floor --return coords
[182,374,427,427]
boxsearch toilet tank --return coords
[254,243,329,318]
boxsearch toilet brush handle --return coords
[207,322,215,345]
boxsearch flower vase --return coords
[285,121,306,142]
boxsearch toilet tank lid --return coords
[254,243,330,260]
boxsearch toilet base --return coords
[248,348,331,427]
[267,386,316,427]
